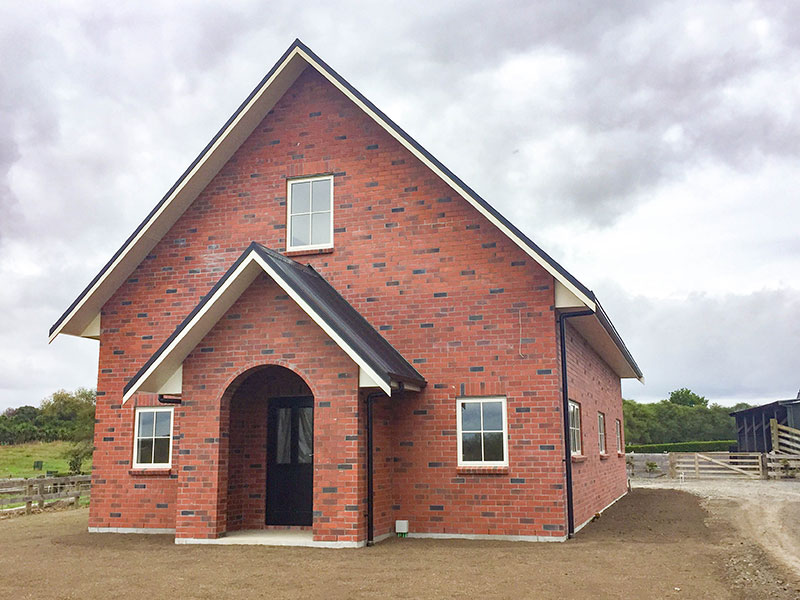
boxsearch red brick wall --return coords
[564,322,627,530]
[88,66,627,541]
[370,395,395,539]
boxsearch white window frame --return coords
[286,174,334,251]
[132,406,174,469]
[456,396,508,467]
[598,412,607,455]
[616,418,623,454]
[568,400,582,456]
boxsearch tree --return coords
[668,388,708,408]
[623,388,749,445]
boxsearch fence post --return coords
[38,481,45,509]
[25,482,32,515]
[770,418,780,453]
[694,454,700,478]
[760,453,769,479]
[668,453,677,478]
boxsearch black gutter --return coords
[558,309,594,538]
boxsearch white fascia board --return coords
[251,254,391,395]
[294,47,596,312]
[50,50,309,344]
[124,250,392,403]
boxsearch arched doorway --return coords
[226,365,314,531]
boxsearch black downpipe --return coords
[559,309,594,538]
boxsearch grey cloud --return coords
[0,1,797,410]
[604,285,800,404]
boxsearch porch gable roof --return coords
[123,243,425,402]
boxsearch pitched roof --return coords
[49,39,642,380]
[123,243,425,401]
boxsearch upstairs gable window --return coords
[287,175,333,251]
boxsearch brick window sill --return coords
[128,468,175,477]
[457,466,509,475]
[617,452,626,457]
[571,455,587,463]
[284,247,334,258]
[599,453,610,460]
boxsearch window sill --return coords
[599,453,610,460]
[617,451,626,457]
[571,455,587,463]
[457,466,509,475]
[284,247,334,257]
[129,468,174,476]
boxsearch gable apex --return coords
[48,39,639,380]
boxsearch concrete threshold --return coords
[175,529,365,548]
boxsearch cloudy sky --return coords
[1,1,798,411]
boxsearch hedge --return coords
[625,440,736,453]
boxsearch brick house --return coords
[49,40,642,547]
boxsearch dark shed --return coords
[730,399,800,452]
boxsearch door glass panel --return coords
[297,407,313,463]
[291,182,311,213]
[276,408,292,464]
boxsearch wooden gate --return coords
[671,452,763,479]
[770,419,800,454]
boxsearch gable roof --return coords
[49,39,642,381]
[123,243,425,401]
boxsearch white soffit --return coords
[51,41,596,344]
[567,315,642,381]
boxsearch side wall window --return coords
[287,175,333,250]
[568,400,582,455]
[598,412,607,455]
[616,418,623,453]
[133,407,174,468]
[457,397,508,466]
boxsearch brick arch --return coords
[219,360,318,408]
[224,363,315,532]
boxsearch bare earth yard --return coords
[1,487,798,599]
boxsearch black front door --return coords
[267,397,313,526]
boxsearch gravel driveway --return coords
[635,478,800,583]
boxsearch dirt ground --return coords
[637,478,800,590]
[1,488,798,599]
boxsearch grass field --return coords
[0,441,92,478]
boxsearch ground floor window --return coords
[616,418,623,453]
[598,412,607,455]
[568,400,582,455]
[457,397,508,466]
[133,407,173,468]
